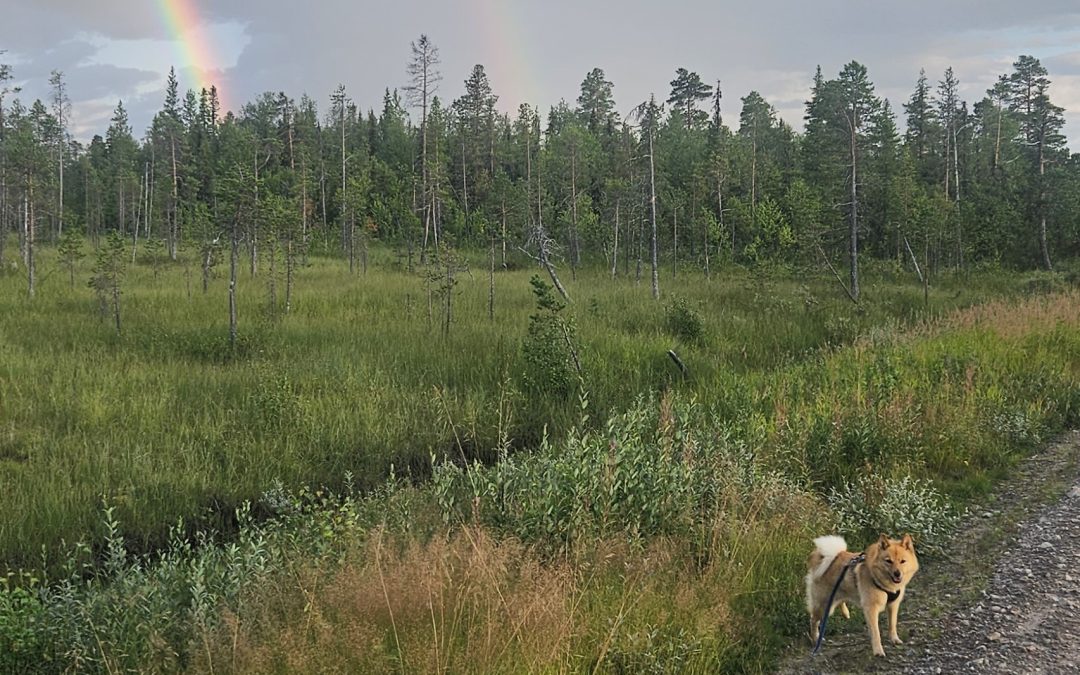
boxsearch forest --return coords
[2,39,1078,298]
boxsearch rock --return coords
[1037,541,1054,550]
[988,631,1002,642]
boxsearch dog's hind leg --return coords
[809,605,823,643]
[839,602,850,619]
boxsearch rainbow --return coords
[470,0,537,112]
[157,0,228,110]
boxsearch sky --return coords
[5,0,1080,146]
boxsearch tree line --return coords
[1,39,1077,304]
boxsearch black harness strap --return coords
[869,575,901,604]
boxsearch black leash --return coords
[811,553,865,656]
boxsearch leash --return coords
[811,553,865,656]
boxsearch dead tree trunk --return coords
[611,198,620,279]
[285,236,294,314]
[169,131,179,260]
[847,111,860,302]
[488,232,495,321]
[1038,146,1052,271]
[535,157,569,302]
[671,205,678,279]
[25,179,34,299]
[229,210,239,348]
[570,144,579,280]
[648,132,659,300]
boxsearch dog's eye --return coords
[901,559,907,564]
[884,558,891,563]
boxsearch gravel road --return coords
[900,472,1080,674]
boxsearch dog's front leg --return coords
[887,597,903,644]
[864,602,885,657]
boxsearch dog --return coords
[805,534,919,657]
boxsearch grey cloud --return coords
[8,1,1080,144]
[16,1,168,42]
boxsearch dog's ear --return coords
[901,534,915,551]
[879,534,890,550]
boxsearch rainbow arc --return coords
[158,0,228,110]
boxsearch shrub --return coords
[432,392,810,550]
[520,275,579,398]
[665,297,705,344]
[827,473,963,554]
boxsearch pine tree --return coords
[49,70,70,239]
[1007,55,1066,269]
[803,62,884,302]
[903,69,939,186]
[935,67,961,201]
[577,68,617,135]
[404,35,442,261]
[667,68,713,130]
[738,91,778,216]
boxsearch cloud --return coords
[7,0,1080,145]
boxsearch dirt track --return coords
[783,430,1080,675]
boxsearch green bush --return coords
[520,275,578,398]
[665,297,705,344]
[827,474,963,554]
[433,392,809,549]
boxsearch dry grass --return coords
[923,289,1080,339]
[204,527,577,674]
[197,484,825,674]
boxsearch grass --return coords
[0,239,1027,569]
[2,237,1079,672]
[204,289,1079,674]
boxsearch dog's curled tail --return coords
[805,535,848,613]
[811,535,848,573]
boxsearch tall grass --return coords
[0,241,1028,568]
[2,282,1078,673]
[210,289,1080,673]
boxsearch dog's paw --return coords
[890,634,904,645]
[840,603,850,619]
[873,647,886,657]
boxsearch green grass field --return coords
[0,244,1037,567]
[3,240,1080,672]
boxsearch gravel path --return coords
[901,473,1080,674]
[783,430,1080,675]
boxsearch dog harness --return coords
[867,573,902,604]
